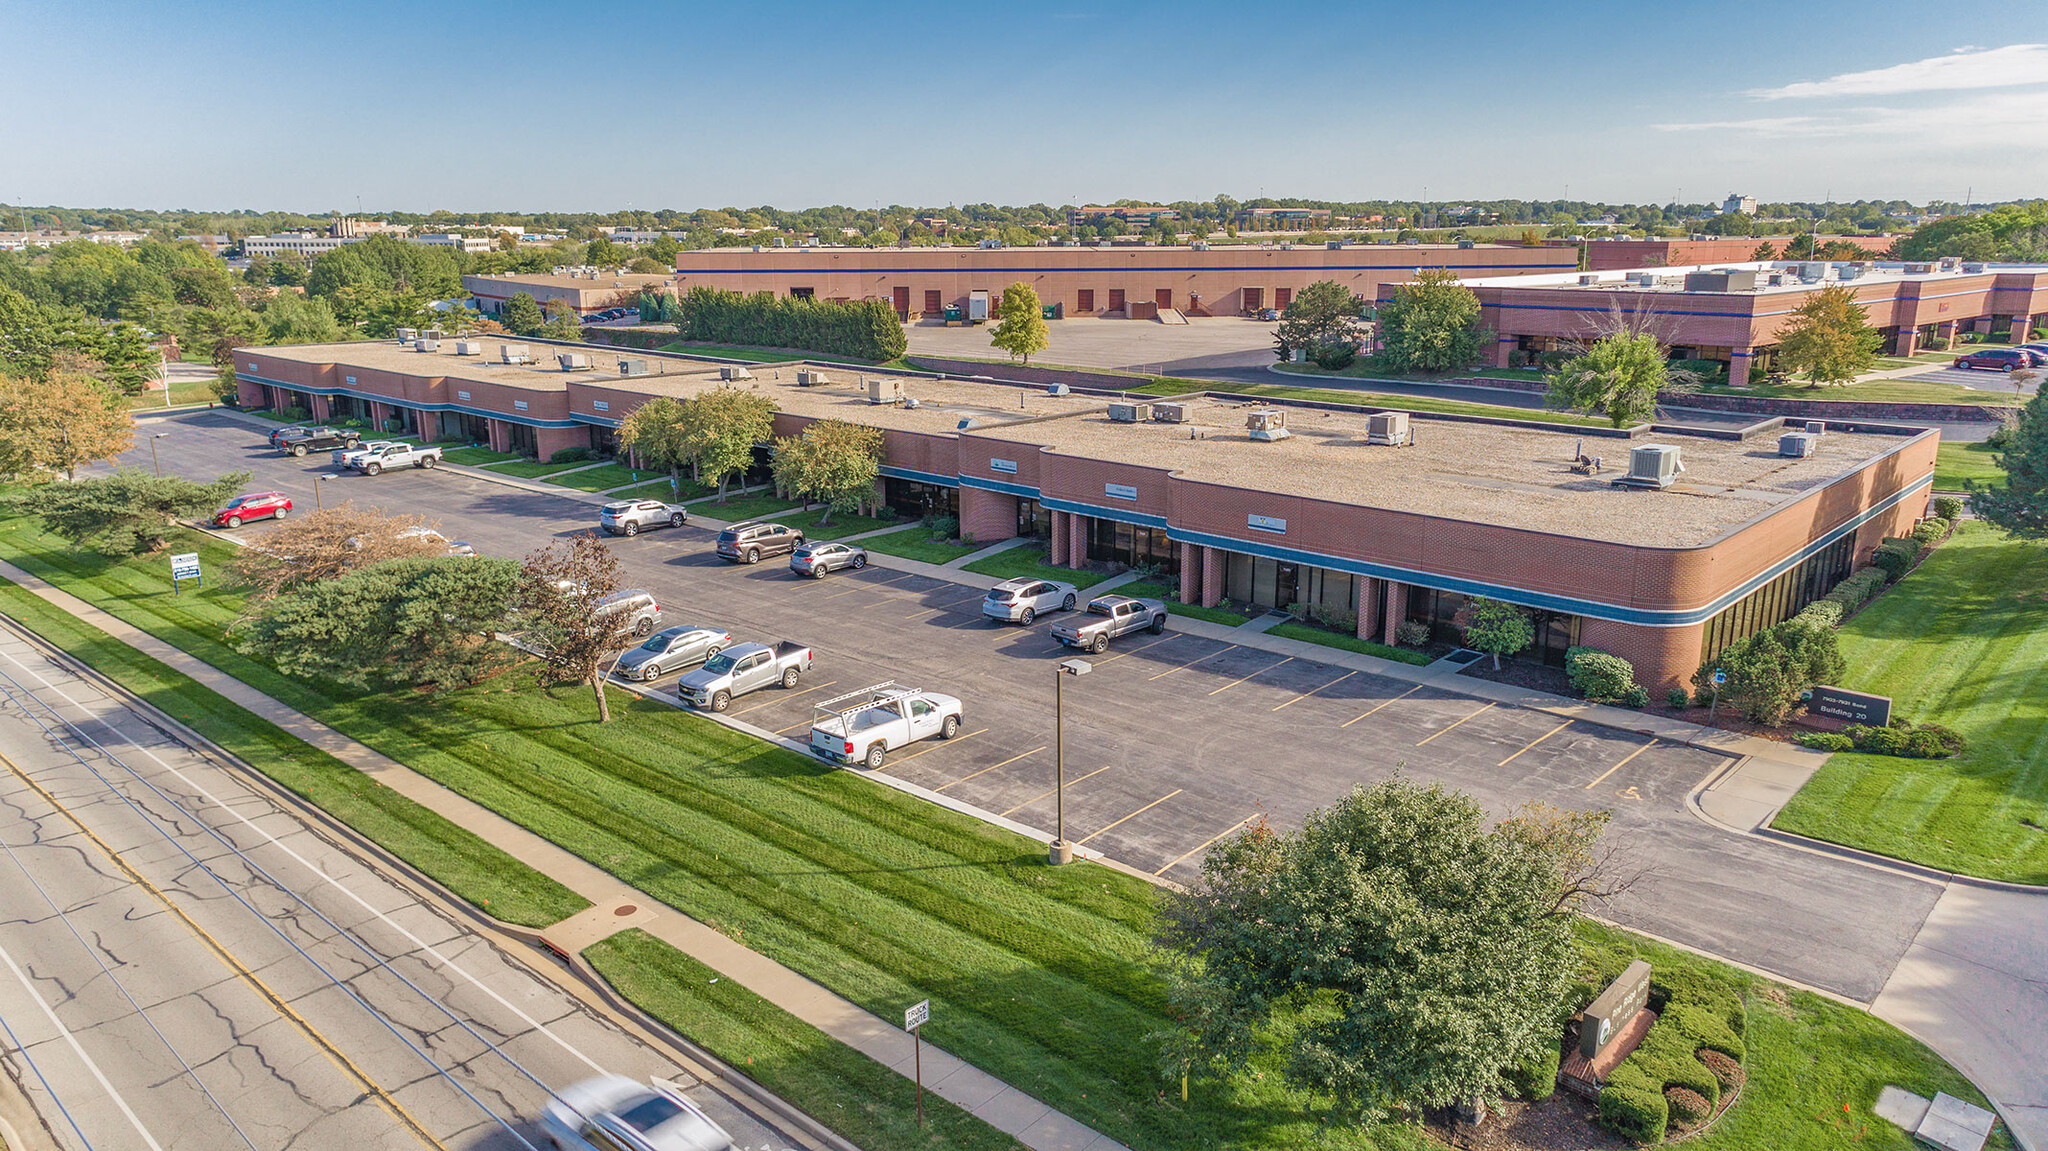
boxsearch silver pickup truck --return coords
[676,640,812,711]
[1049,594,1169,653]
[808,684,964,769]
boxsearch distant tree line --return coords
[672,287,906,362]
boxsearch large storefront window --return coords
[1405,587,1580,667]
[1220,553,1353,613]
[882,477,957,520]
[1087,519,1177,574]
[1700,534,1855,665]
[1016,498,1049,538]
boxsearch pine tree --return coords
[1973,389,2048,542]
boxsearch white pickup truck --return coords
[346,442,444,475]
[333,439,397,468]
[808,684,964,769]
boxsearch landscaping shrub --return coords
[1597,1074,1669,1143]
[1873,538,1920,581]
[1796,731,1855,752]
[1663,1002,1745,1062]
[1566,646,1637,702]
[1697,1049,1745,1093]
[1672,358,1728,385]
[1822,568,1888,612]
[1507,1043,1561,1102]
[1394,620,1430,647]
[279,405,311,422]
[1793,598,1843,629]
[1666,687,1692,710]
[1308,339,1358,370]
[1308,604,1359,634]
[1933,495,1964,521]
[1842,720,1967,759]
[674,285,907,361]
[1665,1086,1711,1127]
[922,514,959,540]
[1621,684,1651,708]
[548,446,599,464]
[1912,518,1951,547]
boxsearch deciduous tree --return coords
[989,281,1049,365]
[517,533,631,722]
[1376,269,1486,374]
[772,418,883,526]
[9,469,248,556]
[683,385,777,502]
[1155,780,1629,1121]
[1461,597,1534,670]
[230,504,452,601]
[616,396,694,494]
[1273,280,1364,366]
[1775,284,1881,387]
[237,556,520,690]
[540,299,585,341]
[1972,387,2048,542]
[0,369,136,481]
[1545,330,1686,427]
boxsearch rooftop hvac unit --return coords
[796,369,830,387]
[1779,432,1817,458]
[719,365,754,381]
[1457,240,1475,249]
[1797,262,1826,282]
[1365,411,1411,446]
[422,328,443,341]
[617,358,650,377]
[1191,241,1209,250]
[1838,265,1863,280]
[1046,383,1071,397]
[867,377,905,405]
[1612,443,1684,489]
[1905,263,1934,274]
[1578,274,1599,286]
[1938,257,1960,271]
[1327,240,1345,250]
[414,338,440,352]
[396,327,417,342]
[1684,270,1758,292]
[1246,409,1290,442]
[1805,420,1826,435]
[453,340,483,356]
[1107,402,1151,423]
[501,344,533,364]
[557,352,592,371]
[1151,402,1189,423]
[1962,262,1987,274]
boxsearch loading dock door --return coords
[1155,288,1173,310]
[1244,287,1263,312]
[924,289,942,314]
[892,286,910,318]
[1108,289,1126,314]
[1077,289,1094,312]
[1274,287,1293,309]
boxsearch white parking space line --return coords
[1498,720,1573,767]
[1001,765,1113,816]
[934,747,1045,792]
[1339,684,1422,728]
[1075,789,1183,847]
[1414,701,1496,746]
[1271,670,1355,712]
[1092,633,1183,665]
[1154,815,1260,876]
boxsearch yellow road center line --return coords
[1272,670,1356,711]
[1415,701,1497,745]
[1208,656,1294,696]
[730,680,837,716]
[885,728,987,766]
[1340,684,1422,728]
[1001,765,1113,816]
[1077,789,1184,846]
[1498,720,1574,767]
[1585,738,1660,789]
[1155,814,1260,875]
[0,751,448,1151]
[1149,643,1238,681]
[935,746,1046,792]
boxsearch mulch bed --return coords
[1457,658,1574,696]
[1424,1093,1633,1151]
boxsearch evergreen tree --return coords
[1973,389,2048,542]
[500,292,546,337]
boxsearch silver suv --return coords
[596,589,663,637]
[601,499,689,537]
[716,521,804,564]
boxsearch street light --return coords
[1050,658,1091,865]
[148,433,169,476]
[312,473,337,511]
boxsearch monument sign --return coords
[1811,686,1892,727]
[1580,960,1652,1058]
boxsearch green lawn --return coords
[0,510,2009,1151]
[961,544,1114,589]
[687,493,803,524]
[1160,378,1614,428]
[587,931,1029,1151]
[441,446,521,466]
[0,579,588,928]
[1267,621,1434,666]
[1694,377,2015,406]
[483,458,601,479]
[1775,522,2048,882]
[780,506,901,540]
[1934,441,2005,491]
[547,463,662,492]
[660,342,912,371]
[860,525,984,565]
[1115,579,1251,626]
[127,376,220,410]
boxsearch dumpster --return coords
[1041,304,1057,320]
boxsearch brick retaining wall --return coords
[1415,374,2008,424]
[905,357,1154,393]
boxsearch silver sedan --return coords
[543,1074,735,1151]
[614,625,732,681]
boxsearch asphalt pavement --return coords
[0,614,817,1151]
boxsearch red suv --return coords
[213,492,293,528]
[1953,348,2029,371]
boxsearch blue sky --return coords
[7,0,2045,212]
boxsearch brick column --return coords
[1200,546,1224,608]
[1938,320,1958,346]
[1178,542,1200,603]
[1049,511,1067,565]
[487,419,510,453]
[238,378,266,407]
[1728,350,1753,389]
[1067,514,1089,569]
[1357,578,1380,641]
[1495,335,1517,369]
[1382,580,1406,646]
[308,394,331,420]
[1893,327,1919,357]
[960,487,1019,543]
[2015,318,2033,345]
[534,425,588,461]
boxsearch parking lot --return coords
[102,408,1947,1001]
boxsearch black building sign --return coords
[1812,686,1892,728]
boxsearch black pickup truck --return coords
[276,427,362,456]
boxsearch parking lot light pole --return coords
[148,433,169,476]
[1051,658,1091,865]
[313,473,336,511]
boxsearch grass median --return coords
[1773,522,2048,883]
[1142,378,1612,427]
[1934,441,2005,491]
[1266,620,1433,666]
[860,525,984,565]
[961,543,1114,589]
[0,511,2011,1150]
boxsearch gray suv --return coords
[600,499,689,536]
[716,521,805,564]
[596,589,664,637]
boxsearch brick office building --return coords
[670,243,1573,320]
[1569,235,1900,271]
[1436,260,2048,387]
[235,340,1935,691]
[464,270,679,317]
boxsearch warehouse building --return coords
[463,269,678,317]
[1438,259,2048,386]
[234,338,1934,692]
[1571,235,1900,271]
[671,243,1573,320]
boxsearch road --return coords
[0,613,820,1151]
[106,409,1953,1008]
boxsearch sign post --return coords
[169,552,202,596]
[1707,668,1726,723]
[904,999,929,1126]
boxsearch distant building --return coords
[178,234,231,253]
[244,232,357,257]
[330,216,413,239]
[412,233,495,253]
[1571,235,1897,270]
[1722,193,1758,216]
[1235,207,1333,231]
[463,269,677,317]
[1067,205,1179,229]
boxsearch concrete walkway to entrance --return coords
[0,558,1135,1151]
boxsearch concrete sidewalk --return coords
[0,558,1133,1151]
